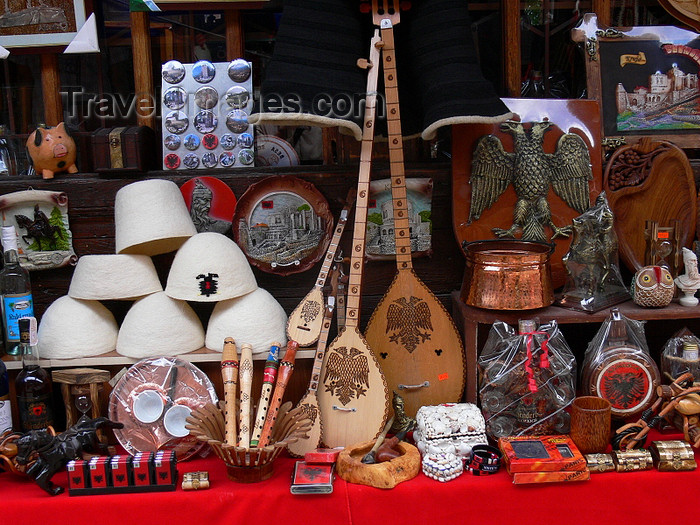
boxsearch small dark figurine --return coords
[15,204,63,250]
[14,417,123,495]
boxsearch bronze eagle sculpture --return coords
[469,120,592,243]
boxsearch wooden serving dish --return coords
[336,440,420,489]
[186,401,311,483]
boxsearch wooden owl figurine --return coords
[631,265,675,307]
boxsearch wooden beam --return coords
[225,9,245,60]
[130,10,156,129]
[502,0,521,97]
[592,0,612,26]
[40,54,63,126]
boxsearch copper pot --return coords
[461,240,554,310]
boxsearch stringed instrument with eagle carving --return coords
[363,0,466,418]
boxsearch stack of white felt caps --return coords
[37,179,287,360]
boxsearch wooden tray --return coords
[603,138,696,272]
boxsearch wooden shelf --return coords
[2,347,316,371]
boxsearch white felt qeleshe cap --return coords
[165,232,257,302]
[68,254,163,300]
[116,292,205,358]
[38,296,119,359]
[205,287,287,355]
[115,179,197,256]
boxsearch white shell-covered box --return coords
[414,403,488,459]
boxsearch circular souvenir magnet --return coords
[224,85,250,109]
[164,153,181,170]
[163,86,187,110]
[183,153,200,169]
[219,151,235,167]
[228,59,251,83]
[180,176,237,234]
[202,152,218,168]
[238,148,254,165]
[164,110,189,134]
[194,86,219,110]
[226,110,249,133]
[220,133,236,150]
[202,133,218,150]
[162,60,186,84]
[164,134,181,151]
[232,175,334,275]
[194,110,218,134]
[237,132,254,148]
[183,134,200,151]
[192,60,216,83]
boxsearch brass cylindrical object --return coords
[612,449,653,472]
[584,453,615,473]
[649,440,697,472]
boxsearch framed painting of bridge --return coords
[0,0,87,48]
[572,13,700,149]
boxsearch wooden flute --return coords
[237,342,254,448]
[221,337,239,446]
[258,340,299,448]
[249,342,281,448]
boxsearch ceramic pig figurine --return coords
[26,123,78,179]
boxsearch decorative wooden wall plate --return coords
[180,176,237,235]
[659,1,700,37]
[232,175,333,276]
[604,137,696,272]
[0,189,77,271]
[452,98,603,289]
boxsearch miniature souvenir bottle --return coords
[0,225,34,355]
[0,358,11,434]
[15,317,54,432]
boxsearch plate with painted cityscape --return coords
[365,177,433,261]
[232,175,333,275]
[573,14,700,147]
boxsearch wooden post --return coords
[592,0,612,27]
[40,54,63,126]
[501,0,521,97]
[225,9,244,60]
[130,10,156,129]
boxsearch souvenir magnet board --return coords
[452,98,603,289]
[161,58,254,170]
[365,177,432,261]
[0,189,77,270]
[232,175,333,276]
[180,176,237,235]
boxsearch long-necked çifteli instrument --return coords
[221,337,239,446]
[286,190,355,347]
[249,342,281,448]
[364,0,466,418]
[287,297,336,457]
[318,30,390,448]
[258,340,299,448]
[237,342,254,448]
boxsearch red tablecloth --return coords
[2,430,696,525]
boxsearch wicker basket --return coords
[186,401,311,482]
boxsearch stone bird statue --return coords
[469,120,592,243]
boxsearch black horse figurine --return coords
[14,417,123,495]
[14,204,63,251]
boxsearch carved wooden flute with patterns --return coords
[249,342,281,448]
[237,343,254,448]
[221,337,239,446]
[258,340,299,448]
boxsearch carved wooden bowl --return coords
[336,440,421,489]
[186,401,311,483]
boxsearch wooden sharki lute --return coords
[364,0,466,418]
[286,190,355,347]
[318,31,390,448]
[287,297,336,457]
